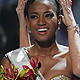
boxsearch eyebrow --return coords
[30,12,38,15]
[30,11,53,15]
[44,11,53,14]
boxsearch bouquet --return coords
[0,56,40,80]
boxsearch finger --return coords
[17,0,26,10]
[16,2,23,12]
[66,0,72,14]
[69,0,72,7]
[67,6,71,14]
[16,0,28,12]
[59,0,66,13]
[18,0,22,5]
[18,0,27,7]
[66,0,72,8]
[22,0,28,4]
[61,15,66,25]
[18,0,20,3]
[60,0,70,14]
[21,0,28,7]
[66,0,70,7]
[59,0,67,9]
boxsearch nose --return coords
[38,16,46,26]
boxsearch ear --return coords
[58,15,62,27]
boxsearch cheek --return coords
[28,20,37,35]
[29,20,35,27]
[48,17,58,28]
[29,20,38,29]
[52,17,57,25]
[28,21,35,31]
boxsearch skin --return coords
[26,1,72,79]
[16,0,31,47]
[1,0,80,80]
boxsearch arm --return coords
[1,57,11,67]
[68,25,80,76]
[16,0,31,47]
[60,0,80,77]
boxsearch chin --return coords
[36,37,52,43]
[36,39,47,43]
[35,35,55,43]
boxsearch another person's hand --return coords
[59,0,76,27]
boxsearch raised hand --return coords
[16,0,28,26]
[16,0,28,15]
[59,0,76,27]
[16,0,31,47]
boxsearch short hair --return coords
[24,0,61,18]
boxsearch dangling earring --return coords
[58,21,61,30]
[28,28,31,33]
[58,21,61,25]
[58,26,60,30]
[29,30,31,33]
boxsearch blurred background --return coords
[0,0,80,62]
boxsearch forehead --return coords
[28,1,57,13]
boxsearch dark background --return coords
[0,0,80,62]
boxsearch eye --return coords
[45,13,54,18]
[30,15,38,19]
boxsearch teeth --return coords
[38,28,48,32]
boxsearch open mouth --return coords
[37,28,48,32]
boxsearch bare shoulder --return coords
[57,43,69,52]
[57,44,72,65]
[1,56,10,67]
[53,43,69,58]
[57,44,70,59]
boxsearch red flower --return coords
[22,56,39,79]
[22,65,34,77]
[20,77,27,80]
[30,75,33,80]
[2,64,19,80]
[30,56,38,69]
[0,56,39,80]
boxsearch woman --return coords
[1,0,80,79]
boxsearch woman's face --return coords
[28,1,58,42]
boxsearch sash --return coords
[5,47,45,80]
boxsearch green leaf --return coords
[0,74,3,78]
[20,69,29,78]
[27,76,29,80]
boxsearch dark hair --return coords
[24,0,35,18]
[24,0,61,18]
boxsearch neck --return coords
[33,40,59,56]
